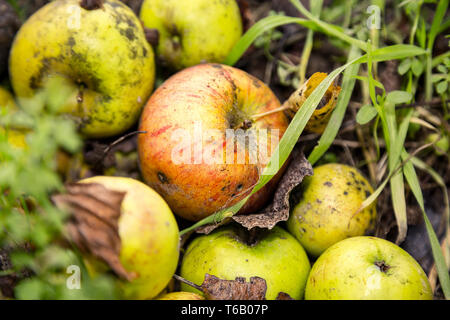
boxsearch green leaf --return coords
[436,80,448,94]
[386,90,412,105]
[223,15,316,66]
[356,45,427,63]
[398,58,412,75]
[427,0,449,49]
[356,104,378,125]
[411,58,424,76]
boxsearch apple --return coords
[180,225,311,300]
[287,163,377,257]
[157,292,205,300]
[426,133,449,156]
[0,86,17,110]
[0,86,27,149]
[9,0,155,138]
[305,236,433,300]
[140,0,242,70]
[138,63,289,221]
[79,176,180,300]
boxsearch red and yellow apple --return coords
[79,176,180,300]
[138,63,289,221]
[9,0,155,138]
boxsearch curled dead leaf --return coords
[201,274,267,300]
[52,183,135,281]
[284,72,341,134]
[197,147,312,234]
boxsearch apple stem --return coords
[251,105,290,121]
[173,274,203,291]
[93,130,147,171]
[80,0,104,10]
[233,119,253,130]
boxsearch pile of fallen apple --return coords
[2,0,434,300]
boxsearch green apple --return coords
[9,0,155,138]
[79,176,180,300]
[426,133,449,156]
[180,226,311,300]
[305,236,433,300]
[140,0,242,70]
[287,163,377,257]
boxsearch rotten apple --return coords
[9,0,155,138]
[287,163,377,257]
[138,63,289,221]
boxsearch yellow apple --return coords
[9,0,155,138]
[305,236,433,300]
[287,163,377,257]
[79,176,179,300]
[140,0,242,70]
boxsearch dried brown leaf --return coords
[232,148,312,230]
[201,274,267,300]
[196,147,312,234]
[52,183,135,281]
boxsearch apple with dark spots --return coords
[9,0,155,138]
[79,176,180,300]
[138,63,289,221]
[305,236,433,300]
[140,0,242,70]
[287,163,377,257]
[180,225,311,300]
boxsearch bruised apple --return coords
[9,0,155,138]
[79,176,179,300]
[140,0,242,70]
[287,163,377,257]
[138,63,289,221]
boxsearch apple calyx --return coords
[374,260,391,273]
[80,0,104,10]
[233,119,253,130]
[144,28,160,48]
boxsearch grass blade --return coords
[308,45,361,165]
[223,15,316,66]
[403,151,450,299]
[298,0,323,85]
